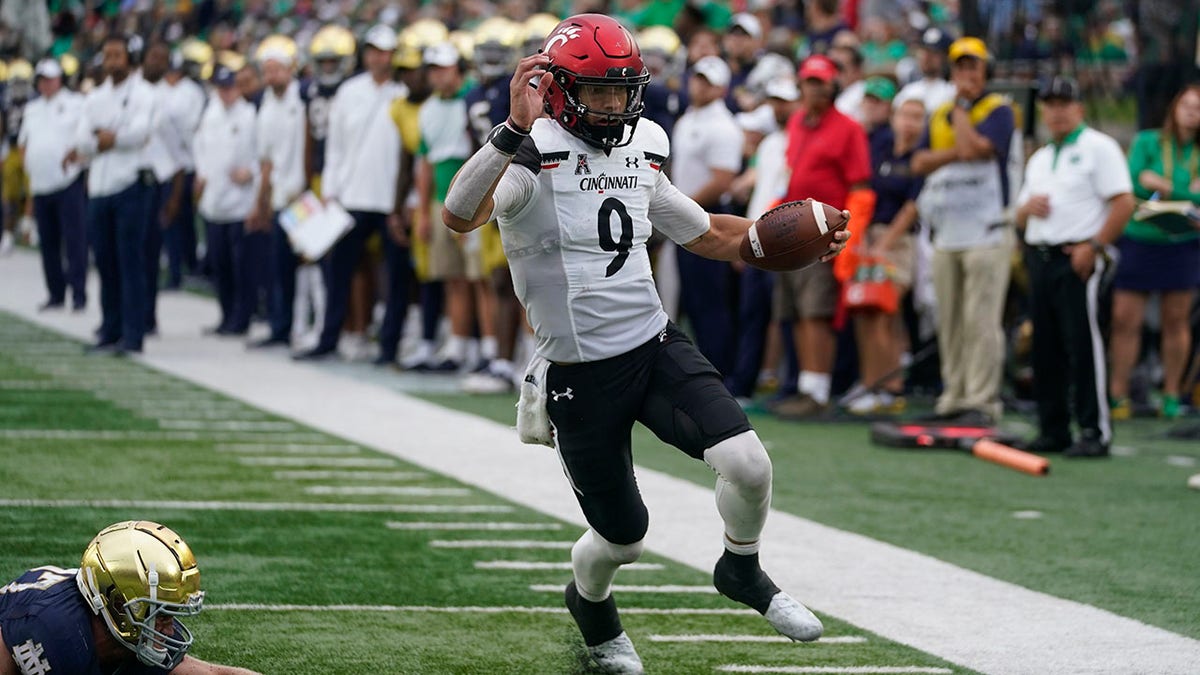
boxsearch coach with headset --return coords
[65,34,154,355]
[912,37,1018,426]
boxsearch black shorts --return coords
[546,322,752,545]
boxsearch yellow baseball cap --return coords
[948,37,989,62]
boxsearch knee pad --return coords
[601,534,644,565]
[704,430,773,496]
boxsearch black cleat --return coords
[565,582,643,674]
[714,550,823,642]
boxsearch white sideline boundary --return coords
[4,250,1199,675]
[648,634,865,644]
[715,662,950,667]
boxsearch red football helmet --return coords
[541,14,649,150]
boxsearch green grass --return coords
[0,313,973,674]
[419,382,1200,641]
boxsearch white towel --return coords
[516,355,554,447]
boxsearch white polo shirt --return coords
[257,80,307,211]
[670,98,743,198]
[1018,125,1132,245]
[141,77,182,183]
[194,97,259,223]
[19,90,85,195]
[321,72,405,213]
[74,74,155,197]
[162,76,207,172]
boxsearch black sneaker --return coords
[713,550,822,642]
[292,346,338,361]
[950,409,994,427]
[249,335,290,349]
[1019,436,1072,454]
[1065,434,1109,458]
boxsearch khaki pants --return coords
[931,229,1013,419]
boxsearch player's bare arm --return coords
[171,655,262,675]
[684,214,850,263]
[443,53,553,232]
[0,626,17,675]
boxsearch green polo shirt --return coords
[1126,129,1200,243]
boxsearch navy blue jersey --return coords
[0,567,167,675]
[642,81,686,139]
[3,96,28,146]
[869,126,923,227]
[464,75,512,147]
[301,78,343,176]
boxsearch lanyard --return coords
[1160,135,1199,186]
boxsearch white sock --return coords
[571,529,644,602]
[798,371,831,405]
[444,335,466,362]
[464,338,480,366]
[480,336,498,361]
[703,431,772,555]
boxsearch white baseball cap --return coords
[259,47,293,67]
[424,42,460,68]
[764,78,799,102]
[35,58,63,79]
[692,55,731,89]
[364,24,398,51]
[730,13,763,40]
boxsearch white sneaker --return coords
[764,591,823,642]
[461,371,515,394]
[0,233,12,257]
[846,392,879,415]
[588,632,644,675]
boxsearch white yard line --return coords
[238,456,397,467]
[476,561,663,570]
[159,420,299,431]
[531,584,717,594]
[648,634,865,644]
[0,429,326,442]
[429,540,573,549]
[204,603,758,615]
[389,522,562,532]
[304,486,471,497]
[715,662,950,667]
[275,470,427,481]
[217,444,361,455]
[5,250,1199,675]
[0,498,513,513]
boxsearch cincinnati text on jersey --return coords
[579,173,639,192]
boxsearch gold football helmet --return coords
[401,19,450,51]
[76,521,204,670]
[637,26,684,79]
[59,53,81,79]
[180,38,214,80]
[521,13,561,56]
[473,17,520,79]
[7,59,32,82]
[309,24,356,86]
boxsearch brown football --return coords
[739,199,850,272]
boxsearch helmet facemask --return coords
[76,521,205,671]
[546,66,649,151]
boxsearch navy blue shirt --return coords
[644,80,687,139]
[465,75,513,147]
[916,98,1015,204]
[0,567,168,675]
[870,126,923,226]
[301,78,343,176]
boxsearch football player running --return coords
[0,521,258,675]
[443,15,847,674]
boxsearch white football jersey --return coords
[492,118,710,364]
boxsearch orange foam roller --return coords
[970,439,1050,476]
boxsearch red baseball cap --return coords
[798,54,838,83]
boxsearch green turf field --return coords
[0,313,979,673]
